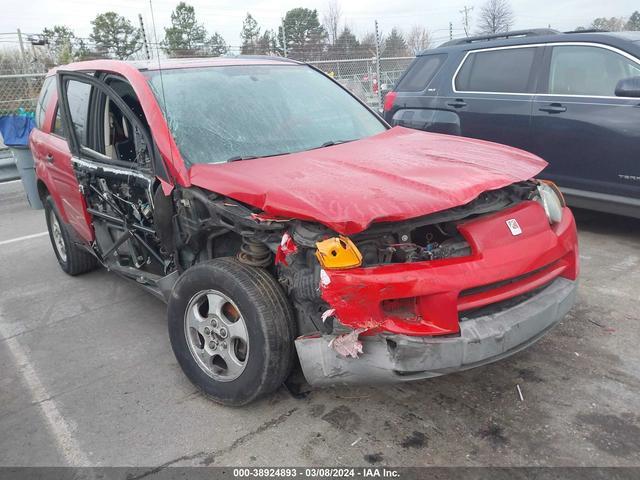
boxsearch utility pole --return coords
[17,28,26,60]
[460,6,474,37]
[138,14,151,60]
[281,18,287,57]
[374,20,382,111]
[449,22,453,40]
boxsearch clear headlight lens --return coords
[536,181,565,224]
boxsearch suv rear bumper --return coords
[295,277,577,386]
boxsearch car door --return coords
[56,71,169,277]
[30,78,94,242]
[443,45,543,151]
[47,93,96,242]
[531,43,640,200]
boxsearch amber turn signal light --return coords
[315,236,363,270]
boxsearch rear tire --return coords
[168,258,296,406]
[44,195,98,276]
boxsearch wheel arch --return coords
[35,175,72,224]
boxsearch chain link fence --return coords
[308,56,413,110]
[0,73,46,114]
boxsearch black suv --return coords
[384,29,640,218]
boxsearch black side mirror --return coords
[615,76,640,98]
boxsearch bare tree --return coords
[406,25,431,55]
[322,0,342,46]
[477,0,515,34]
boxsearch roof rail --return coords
[438,28,560,47]
[563,29,609,34]
[231,54,301,64]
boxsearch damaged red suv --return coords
[30,57,578,405]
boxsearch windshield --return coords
[145,64,387,166]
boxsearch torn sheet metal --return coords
[274,231,297,266]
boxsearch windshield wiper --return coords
[225,143,353,163]
[315,139,356,149]
[227,155,258,162]
[226,152,290,163]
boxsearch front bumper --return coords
[296,276,577,386]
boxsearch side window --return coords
[455,47,537,93]
[52,104,65,137]
[548,45,640,97]
[65,80,92,146]
[396,54,447,92]
[35,77,55,129]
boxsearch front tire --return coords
[44,196,98,276]
[168,258,295,406]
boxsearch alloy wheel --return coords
[184,290,250,382]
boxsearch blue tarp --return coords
[0,113,36,147]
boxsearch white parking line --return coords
[0,312,92,466]
[0,231,48,246]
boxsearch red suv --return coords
[30,57,579,406]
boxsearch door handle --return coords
[447,99,467,109]
[45,153,54,163]
[539,103,567,114]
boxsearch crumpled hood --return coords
[189,127,547,235]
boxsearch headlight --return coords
[536,181,565,224]
[316,236,363,269]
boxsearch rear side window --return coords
[52,104,65,137]
[35,77,56,129]
[396,54,447,92]
[65,80,92,146]
[455,47,537,93]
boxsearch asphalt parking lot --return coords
[1,179,639,469]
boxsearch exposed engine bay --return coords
[277,180,538,335]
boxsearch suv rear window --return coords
[396,54,447,92]
[455,47,537,93]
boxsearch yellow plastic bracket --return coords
[315,236,363,270]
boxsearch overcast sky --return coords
[1,0,638,49]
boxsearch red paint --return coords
[320,203,578,336]
[30,89,95,241]
[190,127,546,235]
[383,91,397,112]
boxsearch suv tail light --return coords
[383,91,397,112]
